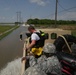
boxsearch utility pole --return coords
[55,0,58,27]
[19,11,21,23]
[16,11,21,25]
[16,12,19,23]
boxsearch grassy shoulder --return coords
[0,25,16,33]
[0,25,19,40]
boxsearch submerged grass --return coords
[0,25,19,40]
[0,25,15,33]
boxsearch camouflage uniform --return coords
[34,56,62,75]
[28,43,62,75]
[29,56,37,67]
[23,67,47,75]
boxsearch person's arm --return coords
[29,56,37,67]
[27,33,39,50]
[27,40,36,49]
[21,51,35,62]
[21,55,37,67]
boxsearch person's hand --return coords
[21,57,26,62]
[26,46,29,50]
[23,47,28,51]
[29,51,33,56]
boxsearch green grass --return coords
[0,25,15,33]
[0,30,13,40]
[0,25,19,40]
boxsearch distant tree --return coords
[26,18,76,25]
[15,22,21,25]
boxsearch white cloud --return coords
[29,0,48,6]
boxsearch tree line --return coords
[27,18,76,25]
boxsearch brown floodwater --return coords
[0,25,27,70]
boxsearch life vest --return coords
[29,31,45,48]
[29,31,46,56]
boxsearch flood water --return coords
[0,25,27,70]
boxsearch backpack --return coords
[34,31,48,47]
[39,30,48,40]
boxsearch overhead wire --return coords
[58,6,76,15]
[28,0,76,19]
[58,2,76,12]
[42,4,76,19]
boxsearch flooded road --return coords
[0,25,27,70]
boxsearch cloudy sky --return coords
[0,0,76,22]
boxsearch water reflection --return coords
[0,25,27,70]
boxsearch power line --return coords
[58,2,76,12]
[58,3,66,10]
[58,6,76,13]
[16,11,21,23]
[42,5,76,19]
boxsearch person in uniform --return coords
[29,43,62,75]
[23,67,47,75]
[22,43,62,75]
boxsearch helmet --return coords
[43,43,56,53]
[23,67,47,75]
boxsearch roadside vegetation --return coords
[26,18,76,36]
[0,25,15,33]
[27,18,76,25]
[0,25,19,40]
